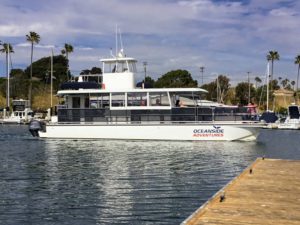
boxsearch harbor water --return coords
[0,125,299,225]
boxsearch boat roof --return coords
[57,87,208,96]
[100,57,137,63]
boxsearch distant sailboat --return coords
[259,62,278,123]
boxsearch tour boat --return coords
[29,47,263,141]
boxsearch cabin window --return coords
[103,61,137,73]
[149,92,170,106]
[90,94,110,108]
[85,96,90,108]
[127,92,147,106]
[72,97,81,108]
[111,93,125,107]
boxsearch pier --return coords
[182,158,300,225]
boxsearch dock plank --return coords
[182,158,300,225]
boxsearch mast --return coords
[115,24,118,71]
[267,62,270,112]
[7,44,10,109]
[51,49,53,108]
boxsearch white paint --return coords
[39,123,261,141]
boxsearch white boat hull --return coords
[277,123,300,130]
[38,123,262,141]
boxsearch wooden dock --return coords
[182,158,300,225]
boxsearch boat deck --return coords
[182,158,300,225]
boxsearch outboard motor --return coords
[29,120,46,137]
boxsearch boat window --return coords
[169,92,198,107]
[128,61,137,73]
[149,92,170,106]
[103,60,137,73]
[72,97,81,108]
[127,92,147,106]
[85,96,90,108]
[90,94,110,108]
[111,93,125,107]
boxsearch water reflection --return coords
[39,139,260,224]
[1,127,300,224]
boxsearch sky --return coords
[0,0,300,85]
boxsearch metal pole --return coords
[267,63,270,112]
[51,49,53,108]
[143,61,147,82]
[247,71,251,104]
[200,66,205,85]
[7,44,10,109]
[216,76,219,103]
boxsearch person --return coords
[155,99,161,106]
[247,102,257,120]
[179,100,186,107]
[175,100,180,107]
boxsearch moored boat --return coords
[1,99,34,124]
[29,38,264,141]
[277,104,300,130]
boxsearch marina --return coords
[182,158,300,225]
[0,126,300,224]
[1,2,300,225]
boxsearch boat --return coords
[1,99,34,124]
[277,104,300,130]
[29,37,263,141]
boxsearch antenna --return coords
[119,28,124,51]
[115,24,118,58]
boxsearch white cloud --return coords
[0,0,300,84]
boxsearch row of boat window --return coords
[68,92,193,109]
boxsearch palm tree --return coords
[254,76,262,88]
[26,31,41,106]
[295,55,300,92]
[267,51,280,82]
[281,78,289,89]
[61,43,74,80]
[291,80,296,90]
[0,43,14,108]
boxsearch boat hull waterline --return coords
[37,123,262,141]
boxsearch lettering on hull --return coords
[193,125,224,138]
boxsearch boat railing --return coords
[56,108,259,124]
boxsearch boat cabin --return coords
[54,51,257,124]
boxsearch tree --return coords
[145,76,155,88]
[266,51,280,83]
[0,43,14,107]
[254,76,262,88]
[281,78,289,89]
[295,55,300,92]
[235,82,256,105]
[24,55,68,92]
[10,69,27,99]
[291,80,296,91]
[80,67,102,75]
[201,75,230,103]
[155,69,197,88]
[61,43,74,80]
[26,31,41,106]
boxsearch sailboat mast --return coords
[51,49,53,108]
[7,45,10,109]
[267,62,270,112]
